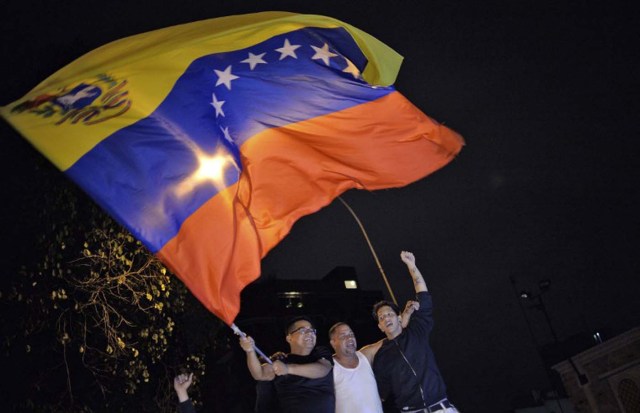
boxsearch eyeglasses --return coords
[337,332,355,340]
[289,326,317,336]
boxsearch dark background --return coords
[1,0,639,411]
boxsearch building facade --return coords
[552,327,640,413]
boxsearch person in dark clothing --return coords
[173,362,283,413]
[239,316,335,413]
[372,251,459,413]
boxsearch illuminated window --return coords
[344,280,358,289]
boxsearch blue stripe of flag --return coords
[66,27,395,252]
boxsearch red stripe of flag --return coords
[158,91,463,324]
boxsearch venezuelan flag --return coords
[0,12,464,325]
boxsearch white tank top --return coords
[333,351,383,413]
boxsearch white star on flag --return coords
[210,93,225,117]
[214,65,239,90]
[342,58,361,79]
[220,126,234,143]
[310,43,338,66]
[241,52,267,70]
[275,39,301,60]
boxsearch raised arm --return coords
[240,336,276,381]
[400,300,420,328]
[173,372,194,403]
[400,251,428,293]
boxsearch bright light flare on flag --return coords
[175,148,238,198]
[195,152,235,184]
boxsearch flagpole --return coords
[337,196,398,306]
[230,324,273,364]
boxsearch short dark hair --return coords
[372,300,400,321]
[285,316,315,335]
[328,322,349,340]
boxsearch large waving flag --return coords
[1,12,463,325]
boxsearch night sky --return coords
[1,0,639,411]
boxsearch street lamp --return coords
[518,280,589,386]
[520,281,559,344]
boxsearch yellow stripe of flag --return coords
[0,12,403,171]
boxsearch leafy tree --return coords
[1,175,223,412]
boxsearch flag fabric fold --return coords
[1,11,464,325]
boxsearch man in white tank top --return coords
[329,322,383,413]
[329,302,419,413]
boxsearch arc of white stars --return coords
[220,126,234,144]
[342,58,361,79]
[241,52,267,70]
[275,39,301,60]
[310,43,338,66]
[214,65,239,90]
[210,93,225,117]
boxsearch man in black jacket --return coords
[371,251,459,413]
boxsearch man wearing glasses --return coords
[240,316,335,413]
